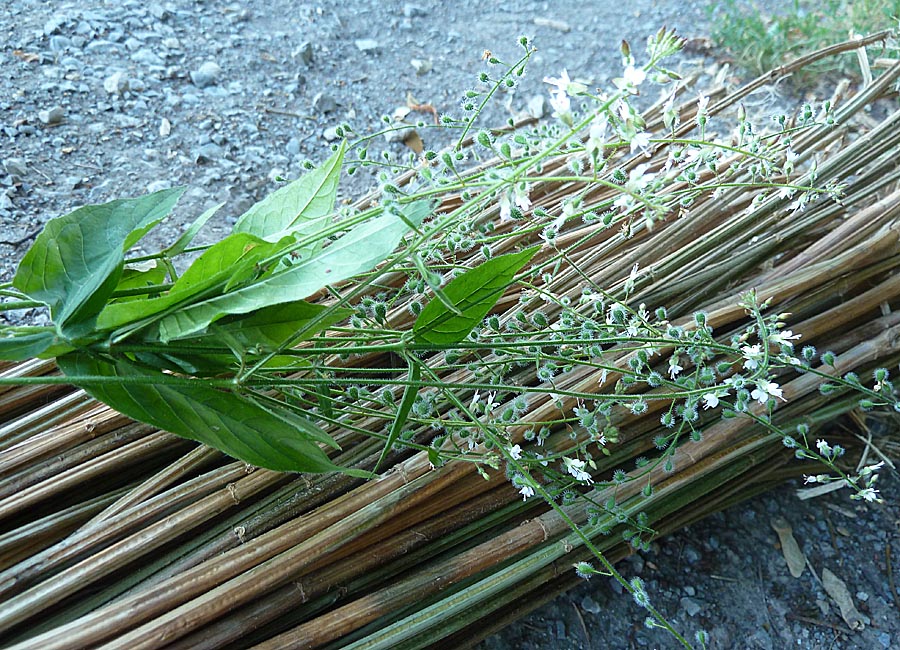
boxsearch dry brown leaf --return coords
[770,516,806,578]
[822,567,865,631]
[13,50,40,63]
[403,130,424,154]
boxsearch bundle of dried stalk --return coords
[1,36,899,649]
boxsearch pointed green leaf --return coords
[97,232,289,334]
[162,202,223,257]
[414,246,539,346]
[193,301,352,352]
[155,200,434,342]
[375,359,420,472]
[12,188,185,327]
[233,141,346,247]
[56,352,366,474]
[0,327,58,361]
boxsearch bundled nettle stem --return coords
[1,29,898,649]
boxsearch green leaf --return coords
[155,200,434,342]
[12,188,185,328]
[162,202,223,257]
[414,246,539,346]
[0,327,59,361]
[375,358,419,472]
[110,261,170,303]
[56,352,367,475]
[193,301,352,352]
[97,232,289,335]
[233,141,346,248]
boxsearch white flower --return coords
[741,344,764,371]
[509,444,523,460]
[696,94,710,115]
[548,91,573,125]
[519,484,535,500]
[543,69,587,96]
[498,192,512,222]
[630,131,652,155]
[624,65,646,87]
[751,380,784,404]
[668,357,683,380]
[586,114,609,158]
[816,439,831,455]
[859,460,884,477]
[563,457,593,483]
[856,487,882,503]
[702,392,720,409]
[614,164,654,209]
[769,329,801,347]
[514,183,532,213]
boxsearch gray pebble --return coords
[43,15,66,36]
[295,41,313,65]
[146,180,171,193]
[403,3,426,17]
[0,194,14,210]
[410,58,431,75]
[285,137,301,155]
[194,142,223,163]
[354,39,379,53]
[49,35,72,52]
[322,126,340,142]
[312,92,337,113]
[38,106,66,124]
[878,632,892,648]
[132,48,164,67]
[580,595,601,614]
[190,61,221,88]
[683,585,696,596]
[680,596,702,617]
[103,71,130,95]
[2,159,28,178]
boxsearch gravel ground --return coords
[1,1,898,648]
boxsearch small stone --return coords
[159,118,171,136]
[132,48,164,67]
[312,92,337,113]
[43,15,67,36]
[146,180,170,193]
[49,35,72,52]
[190,61,222,88]
[285,137,301,155]
[0,194,13,210]
[38,106,65,125]
[855,591,869,602]
[194,142,223,163]
[322,126,340,142]
[103,71,130,95]
[403,3,426,17]
[410,58,431,75]
[681,596,702,617]
[294,41,313,65]
[527,95,547,119]
[580,596,601,614]
[878,632,892,648]
[354,39,379,53]
[149,4,173,20]
[683,585,696,597]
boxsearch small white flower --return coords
[816,439,831,455]
[563,457,593,483]
[498,192,512,222]
[548,91,572,121]
[543,69,587,96]
[509,444,523,460]
[668,357,683,380]
[803,475,819,484]
[624,65,646,87]
[586,114,609,158]
[751,380,784,404]
[857,487,882,503]
[696,94,710,115]
[769,329,801,347]
[614,164,654,209]
[519,484,535,500]
[741,344,764,371]
[702,392,720,410]
[630,131,652,155]
[859,460,884,477]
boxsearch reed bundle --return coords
[0,35,898,649]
